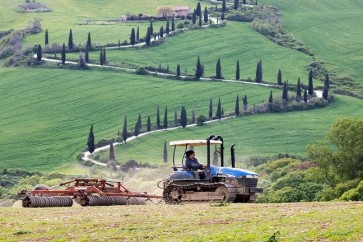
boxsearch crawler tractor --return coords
[161,135,263,204]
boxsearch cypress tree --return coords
[85,44,89,63]
[36,44,42,61]
[282,81,289,106]
[166,19,170,34]
[323,75,329,100]
[87,124,95,154]
[243,0,247,4]
[204,7,208,23]
[192,9,197,24]
[176,64,181,78]
[109,143,115,160]
[134,118,140,137]
[136,26,140,43]
[325,73,330,89]
[199,16,202,27]
[216,58,222,79]
[130,28,136,45]
[268,91,273,111]
[61,43,66,64]
[181,106,187,127]
[78,51,86,68]
[234,0,239,10]
[137,113,142,130]
[196,2,201,17]
[277,69,282,85]
[296,78,302,102]
[235,95,240,116]
[160,26,164,38]
[209,98,213,119]
[103,48,107,64]
[156,106,161,129]
[68,29,74,50]
[163,141,168,163]
[216,98,222,119]
[45,30,49,46]
[99,49,104,65]
[191,109,196,123]
[174,108,178,126]
[221,12,225,21]
[256,59,263,83]
[201,64,204,77]
[195,56,202,79]
[122,116,128,143]
[171,16,175,31]
[236,60,240,80]
[145,27,151,46]
[243,95,248,112]
[308,69,314,95]
[147,116,151,132]
[87,32,92,49]
[163,106,168,129]
[222,107,224,117]
[222,0,227,12]
[149,20,154,36]
[304,88,308,103]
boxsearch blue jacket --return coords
[185,158,203,171]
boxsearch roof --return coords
[169,140,222,147]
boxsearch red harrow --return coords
[19,178,162,208]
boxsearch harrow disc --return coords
[22,196,73,208]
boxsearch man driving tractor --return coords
[185,150,205,171]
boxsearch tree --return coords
[221,12,225,21]
[163,141,168,163]
[323,74,329,100]
[176,64,181,78]
[195,56,202,79]
[216,98,222,119]
[61,43,66,64]
[209,98,213,119]
[149,20,154,36]
[137,113,142,130]
[85,45,89,63]
[87,124,95,154]
[68,29,74,50]
[296,78,302,102]
[181,106,187,127]
[103,48,107,64]
[134,118,140,137]
[201,64,204,77]
[197,115,207,126]
[166,19,170,35]
[145,27,151,46]
[235,95,240,116]
[236,60,240,80]
[242,95,248,112]
[204,7,208,23]
[216,58,222,79]
[196,2,202,17]
[192,9,197,24]
[282,81,289,106]
[78,51,86,68]
[45,29,49,46]
[234,0,239,10]
[99,49,104,65]
[156,106,161,129]
[159,26,164,38]
[130,28,136,46]
[268,90,273,111]
[255,59,263,83]
[174,108,178,126]
[199,16,202,27]
[147,116,151,132]
[308,69,314,95]
[325,73,330,89]
[222,0,227,12]
[163,106,168,129]
[136,27,140,43]
[277,69,282,85]
[304,89,308,103]
[36,44,42,61]
[87,32,92,49]
[191,109,196,123]
[109,142,115,160]
[122,116,128,143]
[171,16,175,31]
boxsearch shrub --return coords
[136,66,148,75]
[177,22,184,29]
[196,115,207,126]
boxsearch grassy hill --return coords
[1,202,362,241]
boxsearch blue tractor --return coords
[162,135,263,204]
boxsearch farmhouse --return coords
[157,6,191,17]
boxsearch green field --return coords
[1,202,362,241]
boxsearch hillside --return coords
[1,202,362,241]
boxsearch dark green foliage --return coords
[196,2,201,17]
[323,75,329,100]
[136,27,140,43]
[209,98,213,119]
[159,26,164,38]
[176,64,181,78]
[195,56,202,79]
[325,73,330,89]
[308,69,314,95]
[163,106,168,129]
[103,48,106,64]
[242,0,246,4]
[137,113,142,130]
[99,49,104,65]
[149,20,154,35]
[277,69,282,85]
[145,27,151,46]
[147,116,151,132]
[156,106,161,129]
[61,43,66,64]
[304,89,308,103]
[166,19,170,35]
[68,29,73,50]
[221,12,225,21]
[87,32,91,49]
[109,143,115,160]
[85,45,89,63]
[216,58,222,79]
[181,106,187,127]
[242,95,248,112]
[36,44,42,61]
[199,16,202,27]
[296,78,302,102]
[236,60,240,80]
[171,16,175,31]
[163,141,168,163]
[255,59,263,83]
[282,81,288,101]
[122,116,128,143]
[222,0,226,12]
[216,98,222,119]
[130,28,136,45]
[235,95,240,116]
[87,124,95,153]
[45,29,48,45]
[134,117,140,137]
[196,115,207,126]
[192,9,197,24]
[204,7,208,23]
[234,0,239,10]
[268,90,273,111]
[201,64,205,77]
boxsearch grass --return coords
[260,0,363,84]
[0,67,272,170]
[0,202,362,241]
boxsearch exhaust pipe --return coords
[231,144,236,168]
